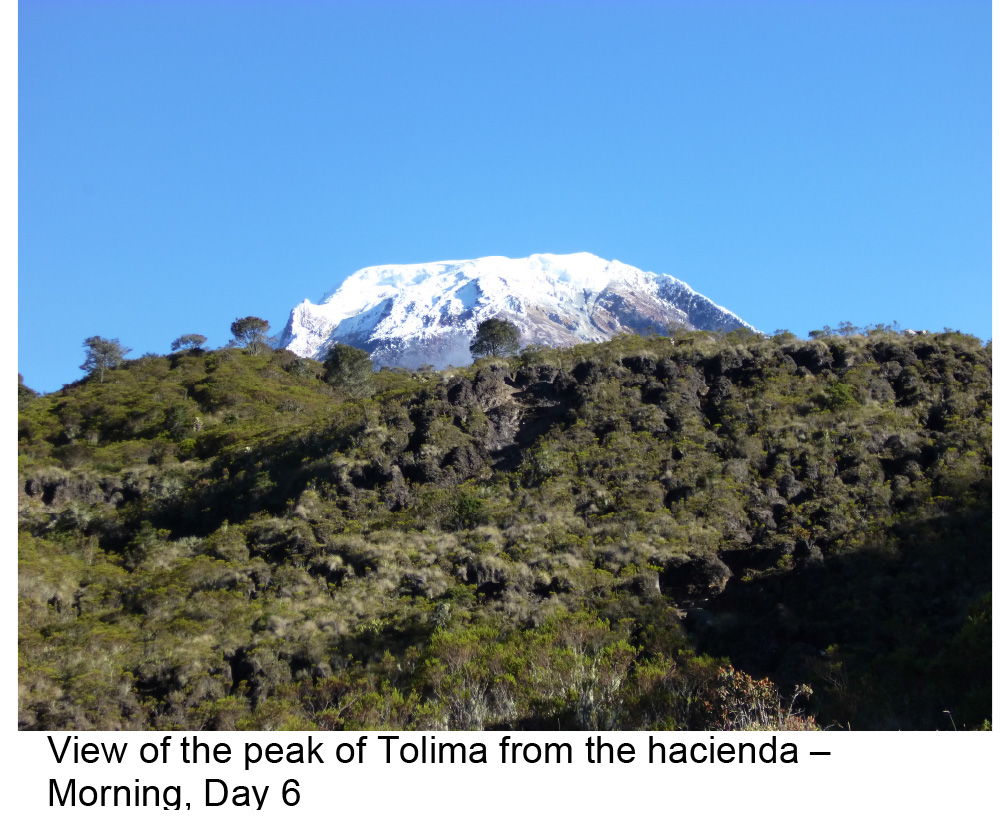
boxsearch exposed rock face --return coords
[280,252,753,367]
[660,554,734,604]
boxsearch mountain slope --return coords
[280,252,753,366]
[18,329,991,731]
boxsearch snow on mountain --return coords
[279,253,753,368]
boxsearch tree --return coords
[171,333,207,352]
[323,343,373,395]
[80,336,130,383]
[230,316,270,354]
[470,318,520,359]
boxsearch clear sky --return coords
[19,0,990,393]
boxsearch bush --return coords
[323,343,374,395]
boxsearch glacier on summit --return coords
[279,253,753,368]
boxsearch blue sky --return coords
[19,0,990,392]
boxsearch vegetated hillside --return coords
[18,328,991,731]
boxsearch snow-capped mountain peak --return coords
[280,253,752,368]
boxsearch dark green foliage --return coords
[230,316,270,354]
[171,333,207,352]
[18,374,38,408]
[470,317,520,358]
[817,382,860,411]
[18,328,991,730]
[80,336,130,383]
[323,343,374,395]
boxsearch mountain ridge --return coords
[280,252,753,367]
